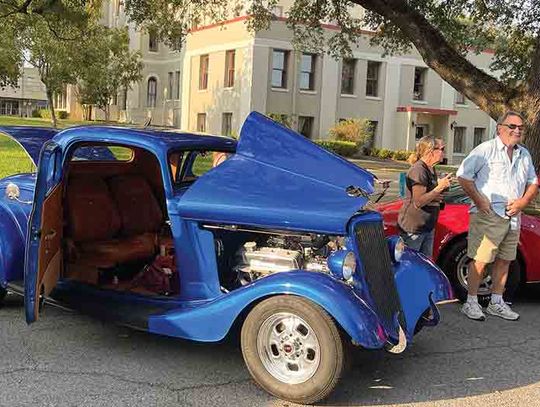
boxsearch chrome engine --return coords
[234,234,343,285]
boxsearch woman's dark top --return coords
[398,160,440,233]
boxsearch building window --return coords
[366,61,380,97]
[174,71,181,99]
[453,127,466,154]
[197,113,206,132]
[272,6,283,17]
[474,127,485,147]
[222,112,233,136]
[271,49,289,88]
[149,31,158,52]
[299,53,316,91]
[147,77,157,107]
[455,91,466,105]
[415,124,429,140]
[54,88,67,109]
[368,120,378,147]
[413,67,427,100]
[167,72,173,100]
[199,54,209,90]
[121,88,127,110]
[298,116,314,138]
[341,58,356,95]
[224,50,235,88]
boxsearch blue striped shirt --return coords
[457,136,537,222]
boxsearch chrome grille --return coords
[354,222,404,333]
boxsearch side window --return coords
[190,151,214,177]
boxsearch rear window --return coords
[71,145,134,161]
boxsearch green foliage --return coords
[38,109,51,119]
[377,149,393,159]
[315,140,357,157]
[329,118,373,148]
[392,150,412,161]
[58,111,69,119]
[76,27,143,119]
[267,113,292,128]
[31,109,42,118]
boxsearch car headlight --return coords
[387,236,406,263]
[327,250,356,282]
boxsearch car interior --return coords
[60,144,178,296]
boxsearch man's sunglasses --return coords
[501,123,525,131]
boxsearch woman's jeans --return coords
[400,229,435,258]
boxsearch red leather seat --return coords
[107,175,163,236]
[66,176,158,267]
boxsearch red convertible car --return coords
[378,187,540,303]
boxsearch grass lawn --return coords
[0,115,97,178]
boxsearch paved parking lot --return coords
[1,286,540,407]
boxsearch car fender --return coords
[0,203,27,287]
[148,271,388,348]
[394,249,453,337]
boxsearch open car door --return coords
[25,141,63,323]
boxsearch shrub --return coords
[38,109,51,119]
[267,113,292,128]
[370,147,380,157]
[392,150,411,161]
[58,111,69,119]
[31,109,42,118]
[315,140,357,157]
[377,148,393,159]
[328,118,373,149]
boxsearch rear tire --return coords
[240,295,346,404]
[440,238,521,306]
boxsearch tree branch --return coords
[353,0,520,119]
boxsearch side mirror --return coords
[5,183,20,200]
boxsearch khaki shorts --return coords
[468,212,519,263]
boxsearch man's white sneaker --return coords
[461,301,486,321]
[486,302,520,321]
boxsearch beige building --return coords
[180,13,496,165]
[73,0,496,165]
[0,67,48,117]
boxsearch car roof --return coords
[53,126,237,152]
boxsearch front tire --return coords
[440,238,521,305]
[241,295,346,404]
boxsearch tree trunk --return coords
[105,105,110,122]
[46,89,57,128]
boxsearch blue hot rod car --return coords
[0,112,452,404]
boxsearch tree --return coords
[77,28,143,121]
[0,0,103,86]
[122,0,540,169]
[19,17,81,127]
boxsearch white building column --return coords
[381,61,401,149]
[318,55,339,139]
[180,53,192,130]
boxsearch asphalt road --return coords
[2,286,540,407]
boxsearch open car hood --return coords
[177,112,375,234]
[0,127,58,166]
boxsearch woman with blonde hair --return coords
[398,135,452,257]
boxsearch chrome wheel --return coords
[456,255,492,296]
[257,312,321,384]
